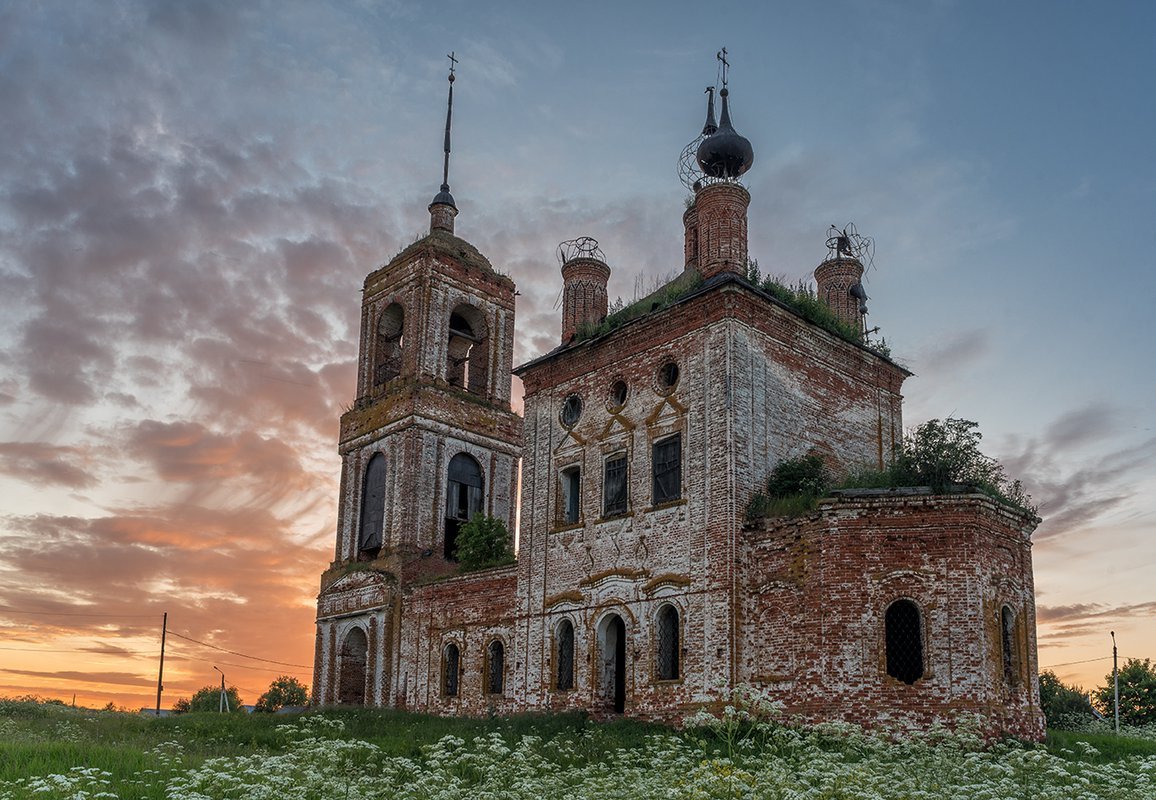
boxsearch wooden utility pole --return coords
[1111,630,1119,734]
[155,612,167,717]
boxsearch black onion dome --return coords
[430,182,457,210]
[695,88,754,179]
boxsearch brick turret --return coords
[683,201,699,270]
[560,255,610,342]
[695,181,750,279]
[814,256,866,331]
[429,198,457,234]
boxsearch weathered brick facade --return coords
[313,124,1043,740]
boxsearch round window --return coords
[608,380,628,410]
[560,394,583,427]
[657,361,680,392]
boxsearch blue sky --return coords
[0,0,1152,706]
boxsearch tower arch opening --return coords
[374,303,405,388]
[447,304,490,395]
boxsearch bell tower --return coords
[313,55,522,707]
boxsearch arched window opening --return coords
[442,643,460,698]
[555,619,575,691]
[885,599,924,685]
[1001,606,1018,686]
[485,640,505,695]
[445,453,484,560]
[560,466,581,524]
[447,304,489,395]
[374,303,404,388]
[656,604,680,680]
[337,627,368,706]
[358,453,386,557]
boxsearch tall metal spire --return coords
[429,52,459,232]
[441,52,456,194]
[431,52,458,212]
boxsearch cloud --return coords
[1043,402,1121,449]
[906,329,991,382]
[0,442,98,489]
[144,0,242,47]
[126,419,307,487]
[0,668,154,687]
[1036,603,1106,624]
[19,317,116,406]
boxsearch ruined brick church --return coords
[312,62,1044,739]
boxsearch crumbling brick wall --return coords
[741,491,1043,739]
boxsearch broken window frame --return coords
[560,393,583,428]
[608,379,628,410]
[445,453,484,560]
[651,434,682,506]
[559,465,581,525]
[603,453,628,517]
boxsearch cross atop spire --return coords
[716,47,729,88]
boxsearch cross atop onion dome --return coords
[695,48,754,180]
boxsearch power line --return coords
[166,648,311,676]
[1041,655,1114,669]
[167,631,311,669]
[0,605,160,619]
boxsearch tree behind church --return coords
[1096,658,1156,727]
[179,684,244,713]
[255,675,309,712]
[1038,670,1094,729]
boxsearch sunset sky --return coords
[1,0,1153,710]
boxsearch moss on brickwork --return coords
[366,229,513,296]
[574,270,704,341]
[570,265,894,365]
[319,559,397,592]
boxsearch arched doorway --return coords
[597,613,627,713]
[338,627,368,705]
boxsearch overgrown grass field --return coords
[2,697,1155,799]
